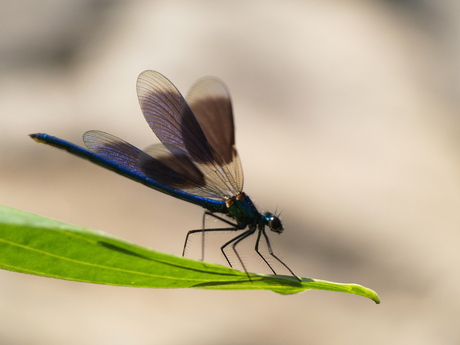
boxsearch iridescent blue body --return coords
[31,133,227,213]
[31,70,297,279]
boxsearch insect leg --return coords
[182,211,241,261]
[259,226,301,281]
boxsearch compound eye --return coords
[268,215,283,234]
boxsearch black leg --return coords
[182,212,242,260]
[182,212,300,281]
[229,228,257,277]
[254,228,277,275]
[220,228,255,270]
[259,226,301,281]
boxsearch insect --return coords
[31,70,298,279]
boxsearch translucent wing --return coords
[186,76,243,190]
[84,130,236,200]
[83,130,145,175]
[142,144,232,199]
[136,70,243,198]
[187,77,234,163]
[83,130,206,191]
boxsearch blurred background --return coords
[1,0,460,344]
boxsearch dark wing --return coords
[83,130,206,190]
[84,130,232,200]
[186,77,244,190]
[186,77,234,163]
[83,130,144,175]
[136,70,243,198]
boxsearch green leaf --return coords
[0,205,380,303]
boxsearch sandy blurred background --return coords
[1,0,460,344]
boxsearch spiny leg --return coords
[182,211,242,261]
[258,226,301,281]
[254,228,277,275]
[220,228,255,271]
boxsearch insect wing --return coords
[136,70,243,198]
[186,77,243,191]
[186,77,234,163]
[83,130,204,189]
